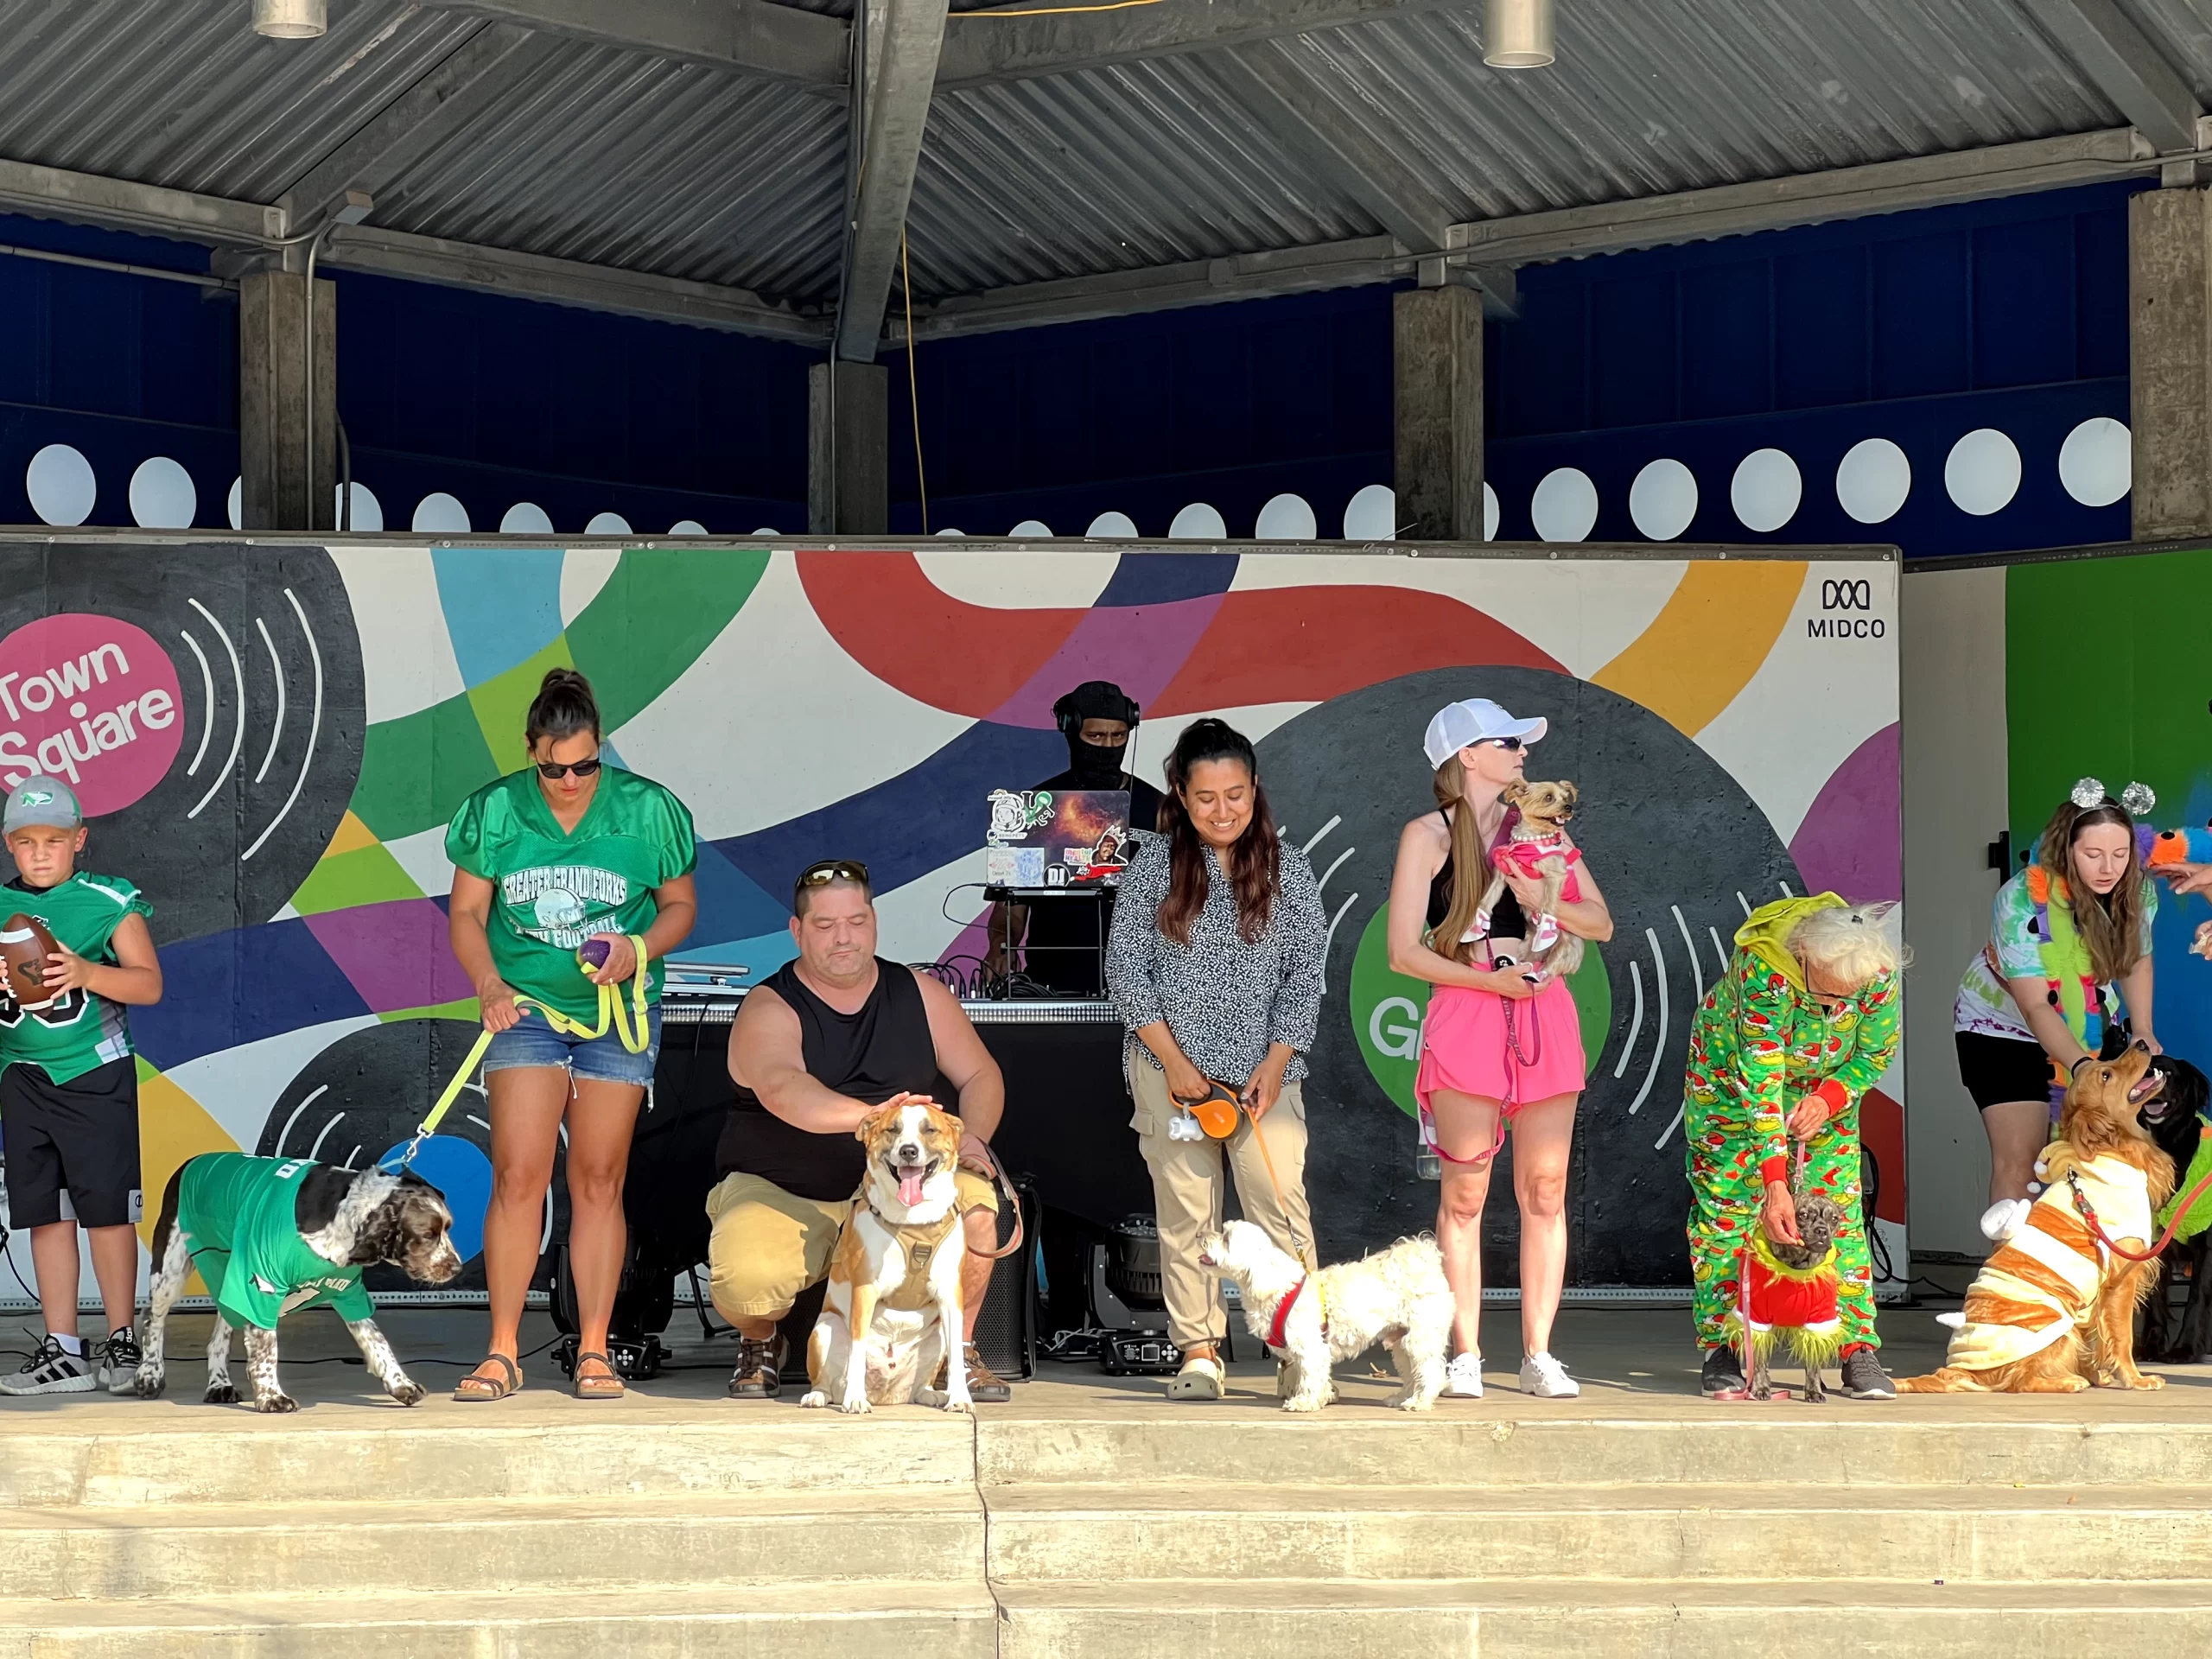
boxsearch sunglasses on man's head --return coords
[797,859,870,888]
[536,756,602,779]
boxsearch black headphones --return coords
[1052,683,1141,736]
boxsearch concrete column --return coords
[2130,185,2212,542]
[808,359,889,534]
[239,270,338,533]
[1393,284,1484,542]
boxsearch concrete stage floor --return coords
[5,1300,2209,1426]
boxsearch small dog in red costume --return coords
[1471,779,1584,976]
[1725,1178,1846,1402]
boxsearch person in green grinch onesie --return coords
[1681,895,1903,1401]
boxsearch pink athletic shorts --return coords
[1415,976,1587,1115]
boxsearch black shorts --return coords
[0,1058,142,1229]
[1954,1031,2056,1110]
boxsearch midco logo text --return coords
[1807,576,1885,639]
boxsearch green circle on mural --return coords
[1348,902,1612,1118]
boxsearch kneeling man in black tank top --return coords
[707,859,1011,1402]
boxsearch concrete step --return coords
[982,1481,2208,1585]
[994,1578,2212,1658]
[0,1488,981,1602]
[0,1581,997,1659]
[0,1410,976,1508]
[976,1413,2212,1489]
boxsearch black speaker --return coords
[546,1233,673,1379]
[972,1173,1038,1381]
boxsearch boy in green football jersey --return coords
[0,775,163,1396]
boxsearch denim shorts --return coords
[482,1004,662,1089]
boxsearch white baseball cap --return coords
[1422,699,1547,768]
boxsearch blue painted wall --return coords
[893,181,2145,555]
[0,213,810,534]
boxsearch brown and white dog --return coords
[1472,779,1584,977]
[1898,1042,2176,1395]
[801,1097,972,1414]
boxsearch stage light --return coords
[252,0,327,40]
[1484,0,1554,68]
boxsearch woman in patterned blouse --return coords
[1105,718,1328,1400]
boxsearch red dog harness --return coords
[1267,1274,1329,1347]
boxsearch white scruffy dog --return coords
[1198,1219,1453,1412]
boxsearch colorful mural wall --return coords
[0,539,1901,1300]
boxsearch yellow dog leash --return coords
[388,935,651,1170]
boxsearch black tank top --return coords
[715,957,949,1201]
[1427,808,1526,942]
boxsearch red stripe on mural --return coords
[1860,1086,1905,1224]
[1150,586,1563,713]
[797,550,1087,716]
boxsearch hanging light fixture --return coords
[1484,0,1554,68]
[252,0,327,39]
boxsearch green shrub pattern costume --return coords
[1682,894,1902,1353]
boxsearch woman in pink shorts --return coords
[1385,697,1613,1399]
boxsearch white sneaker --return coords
[0,1336,94,1396]
[1519,1351,1580,1398]
[1443,1353,1484,1398]
[1979,1198,2032,1243]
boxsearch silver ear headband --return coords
[2072,776,2156,815]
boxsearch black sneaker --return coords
[1700,1345,1747,1397]
[727,1334,786,1399]
[0,1335,95,1396]
[1839,1348,1895,1400]
[99,1329,143,1395]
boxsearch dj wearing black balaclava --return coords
[988,681,1165,995]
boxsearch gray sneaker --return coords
[1839,1348,1894,1400]
[0,1335,95,1395]
[98,1329,143,1395]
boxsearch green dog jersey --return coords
[0,871,152,1085]
[178,1154,374,1331]
[444,765,696,1022]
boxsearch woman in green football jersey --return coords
[446,669,697,1402]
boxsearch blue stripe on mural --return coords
[1092,553,1241,607]
[688,839,791,946]
[713,721,1065,902]
[137,919,372,1071]
[431,546,567,686]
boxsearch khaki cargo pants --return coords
[1128,1058,1314,1350]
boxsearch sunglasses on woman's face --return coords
[797,859,871,888]
[1484,736,1524,753]
[536,756,602,779]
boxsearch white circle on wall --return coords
[1484,481,1499,542]
[27,444,96,526]
[1255,493,1318,541]
[1009,519,1052,537]
[2058,417,2130,507]
[1835,438,1912,524]
[1343,484,1395,540]
[128,456,195,529]
[1945,428,2021,516]
[413,492,471,533]
[751,526,780,537]
[335,482,385,532]
[1731,448,1802,533]
[226,476,243,531]
[1169,503,1227,540]
[1530,467,1599,543]
[1086,512,1138,539]
[585,512,632,537]
[1628,458,1698,542]
[500,502,554,535]
[667,519,707,536]
[934,528,966,537]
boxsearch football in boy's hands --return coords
[0,914,62,1010]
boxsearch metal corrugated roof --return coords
[0,0,2202,315]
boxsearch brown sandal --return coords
[453,1353,521,1403]
[573,1351,625,1400]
